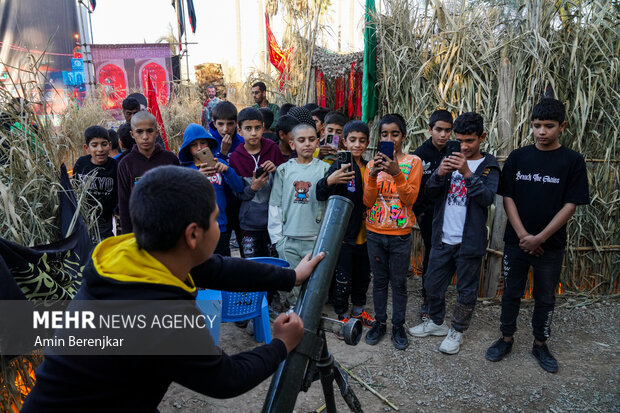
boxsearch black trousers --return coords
[416,210,433,314]
[332,243,371,316]
[500,244,564,341]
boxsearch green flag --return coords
[362,0,377,122]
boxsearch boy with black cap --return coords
[412,109,453,319]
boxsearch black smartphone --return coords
[446,140,461,156]
[255,166,265,178]
[337,151,352,172]
[378,140,394,160]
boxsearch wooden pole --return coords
[483,57,514,297]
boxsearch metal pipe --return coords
[262,195,353,413]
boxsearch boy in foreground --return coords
[412,110,453,319]
[72,126,118,240]
[485,98,589,373]
[22,166,324,412]
[316,120,374,331]
[117,111,179,234]
[409,112,500,355]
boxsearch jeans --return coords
[214,231,231,256]
[276,236,316,306]
[500,243,564,341]
[367,231,412,328]
[424,243,482,332]
[242,230,276,258]
[332,243,371,316]
[416,211,433,314]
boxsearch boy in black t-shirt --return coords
[485,98,590,373]
[72,126,118,240]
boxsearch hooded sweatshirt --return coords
[426,153,500,257]
[178,124,243,232]
[117,144,180,234]
[229,138,285,231]
[21,234,296,413]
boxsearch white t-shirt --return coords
[441,157,486,245]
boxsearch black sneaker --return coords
[392,326,409,350]
[532,342,558,373]
[485,337,513,362]
[365,321,386,345]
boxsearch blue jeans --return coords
[424,243,483,332]
[500,244,564,341]
[367,231,412,328]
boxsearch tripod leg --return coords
[317,352,338,413]
[332,360,363,413]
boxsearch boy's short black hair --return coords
[126,93,147,108]
[324,112,346,128]
[84,125,109,145]
[453,112,484,137]
[130,166,216,251]
[252,81,267,92]
[379,113,407,136]
[532,98,565,123]
[122,97,140,111]
[310,107,330,123]
[274,115,300,139]
[108,128,119,150]
[304,103,319,112]
[117,123,135,150]
[237,107,264,128]
[287,106,316,129]
[212,101,238,122]
[429,110,453,128]
[343,120,370,139]
[278,103,295,117]
[259,107,274,130]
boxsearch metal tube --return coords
[262,195,353,413]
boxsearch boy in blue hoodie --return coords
[178,123,243,256]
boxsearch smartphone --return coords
[337,151,352,172]
[446,140,461,156]
[326,134,340,149]
[196,148,217,167]
[378,140,394,160]
[254,166,266,178]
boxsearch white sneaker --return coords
[439,328,463,354]
[408,318,449,337]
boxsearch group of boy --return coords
[71,95,587,381]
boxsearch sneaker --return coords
[335,317,348,340]
[364,321,386,345]
[351,310,375,327]
[532,342,558,373]
[392,326,409,350]
[485,337,513,362]
[408,318,449,337]
[439,328,463,354]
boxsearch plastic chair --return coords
[220,257,290,344]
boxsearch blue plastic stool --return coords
[220,257,290,344]
[195,289,222,344]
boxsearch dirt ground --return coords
[159,275,620,412]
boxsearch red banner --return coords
[355,71,362,117]
[348,62,356,117]
[316,69,326,107]
[265,14,293,89]
[147,76,169,150]
[335,77,345,112]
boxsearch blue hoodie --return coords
[178,124,243,232]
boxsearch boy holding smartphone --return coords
[178,123,243,256]
[408,112,500,355]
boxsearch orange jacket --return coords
[363,154,423,235]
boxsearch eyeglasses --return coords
[134,128,156,134]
